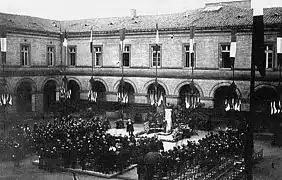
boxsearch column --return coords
[32,92,43,113]
[106,92,117,102]
[200,97,213,108]
[134,93,148,104]
[32,93,36,112]
[80,90,89,100]
[165,95,178,106]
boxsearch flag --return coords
[0,27,6,64]
[277,23,282,66]
[189,26,195,53]
[230,29,236,69]
[0,38,6,64]
[252,15,265,76]
[270,101,274,115]
[185,96,190,109]
[120,28,125,52]
[156,23,159,45]
[273,101,277,114]
[157,93,163,106]
[0,38,6,52]
[63,30,68,47]
[90,27,93,53]
[190,26,195,67]
[150,93,155,105]
[225,101,231,111]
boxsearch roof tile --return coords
[0,6,281,33]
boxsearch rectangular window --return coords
[264,44,274,69]
[21,45,30,66]
[183,44,196,67]
[69,46,76,66]
[151,45,161,67]
[94,46,102,66]
[122,45,130,67]
[47,46,55,66]
[220,44,231,68]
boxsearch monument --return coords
[164,107,172,133]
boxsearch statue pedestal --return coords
[165,108,172,133]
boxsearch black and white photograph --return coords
[0,0,282,179]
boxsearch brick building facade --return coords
[0,1,282,121]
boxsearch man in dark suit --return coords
[126,119,134,136]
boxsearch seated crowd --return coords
[138,130,245,179]
[0,111,245,179]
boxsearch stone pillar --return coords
[9,93,17,116]
[200,97,214,108]
[165,95,178,106]
[241,99,249,111]
[34,92,43,113]
[80,90,89,100]
[56,91,60,101]
[106,92,117,102]
[32,93,36,112]
[134,93,148,104]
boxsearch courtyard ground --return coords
[253,138,282,180]
[1,120,282,180]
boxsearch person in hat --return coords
[126,118,134,137]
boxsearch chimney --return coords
[131,9,137,18]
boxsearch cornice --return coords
[5,25,253,39]
[7,28,61,38]
[70,25,253,38]
[0,68,281,82]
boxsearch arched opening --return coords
[147,83,166,106]
[179,84,200,106]
[91,81,106,102]
[254,87,277,113]
[214,86,238,109]
[43,80,57,112]
[253,87,277,130]
[0,85,8,114]
[118,82,135,103]
[67,80,80,101]
[16,81,33,113]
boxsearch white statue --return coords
[165,108,172,133]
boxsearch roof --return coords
[263,7,282,26]
[0,12,61,33]
[61,6,253,32]
[0,6,281,34]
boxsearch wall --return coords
[1,27,278,116]
[7,33,61,66]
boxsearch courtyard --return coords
[0,119,281,180]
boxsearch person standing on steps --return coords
[126,118,134,136]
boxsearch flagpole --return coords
[190,26,195,83]
[119,28,125,121]
[245,7,264,179]
[65,45,68,66]
[155,23,159,107]
[91,28,95,102]
[191,49,194,83]
[2,53,6,131]
[155,44,158,107]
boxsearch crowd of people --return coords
[0,115,162,174]
[0,124,33,165]
[0,102,247,179]
[33,116,131,173]
[137,129,245,179]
